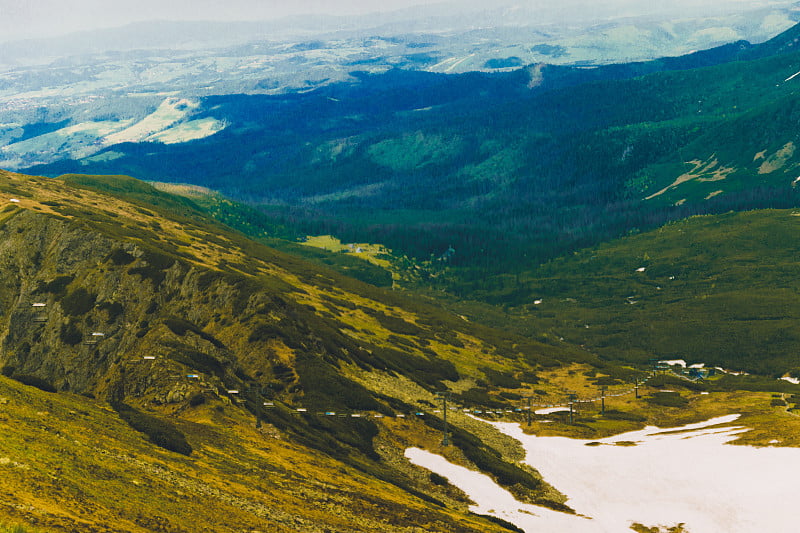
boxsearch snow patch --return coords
[405,447,598,532]
[785,70,800,82]
[409,415,800,532]
[659,359,687,367]
[535,406,571,415]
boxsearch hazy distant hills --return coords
[1,2,797,162]
[0,1,797,102]
[2,1,797,67]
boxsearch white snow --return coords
[535,406,571,415]
[785,70,800,82]
[405,447,598,532]
[659,359,687,367]
[408,415,800,533]
[780,376,800,385]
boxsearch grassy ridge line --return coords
[32,173,589,416]
[179,190,396,288]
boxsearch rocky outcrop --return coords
[0,208,261,405]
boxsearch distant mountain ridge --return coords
[3,2,795,63]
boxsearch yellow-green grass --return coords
[301,234,394,270]
[0,525,37,533]
[497,208,800,376]
[503,365,800,445]
[0,375,511,532]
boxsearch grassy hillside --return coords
[152,183,396,288]
[0,373,514,532]
[632,90,800,205]
[148,176,800,378]
[0,170,601,530]
[2,171,800,530]
[464,209,800,376]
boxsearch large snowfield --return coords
[406,415,800,532]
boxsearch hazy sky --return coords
[3,0,437,41]
[0,0,792,42]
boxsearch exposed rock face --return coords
[0,208,273,406]
[0,211,123,393]
[0,196,452,415]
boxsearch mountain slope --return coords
[0,372,503,532]
[0,169,604,531]
[475,208,800,376]
[3,174,800,531]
